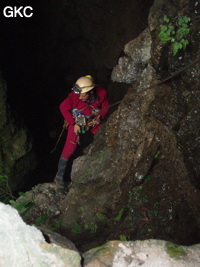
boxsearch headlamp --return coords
[72,84,81,94]
[72,83,95,94]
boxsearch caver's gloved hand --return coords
[74,124,81,135]
[92,114,101,125]
[54,157,68,188]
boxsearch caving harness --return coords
[50,55,200,153]
[72,108,87,134]
[72,104,100,134]
[50,104,103,153]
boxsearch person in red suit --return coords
[54,75,110,187]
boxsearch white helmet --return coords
[72,75,95,94]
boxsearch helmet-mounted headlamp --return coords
[72,84,81,94]
[72,76,95,94]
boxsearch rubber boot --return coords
[54,157,68,188]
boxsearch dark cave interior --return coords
[1,1,200,253]
[0,0,153,189]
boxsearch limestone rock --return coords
[83,240,200,267]
[38,226,79,252]
[12,0,199,255]
[0,202,81,267]
[111,28,152,83]
[0,74,36,191]
[59,0,200,252]
[71,126,111,184]
[16,183,67,229]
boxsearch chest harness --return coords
[72,104,100,134]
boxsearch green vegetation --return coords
[71,222,83,235]
[0,175,35,217]
[33,210,63,231]
[114,208,124,221]
[0,174,14,203]
[127,181,160,226]
[71,220,99,235]
[158,15,191,55]
[144,175,151,182]
[119,234,127,241]
[85,222,98,233]
[154,150,160,159]
[96,213,106,220]
[54,217,63,230]
[0,175,62,231]
[97,150,104,161]
[80,206,85,212]
[70,211,107,236]
[166,242,186,259]
[149,202,159,217]
[35,212,48,226]
[10,195,35,217]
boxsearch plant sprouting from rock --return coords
[10,192,35,217]
[158,15,191,55]
[0,174,14,203]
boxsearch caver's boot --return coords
[54,157,68,188]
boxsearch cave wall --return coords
[0,73,36,192]
[59,0,200,251]
[2,0,199,254]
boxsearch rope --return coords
[50,121,69,153]
[142,55,200,92]
[99,56,200,113]
[50,56,200,153]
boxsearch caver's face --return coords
[79,92,89,102]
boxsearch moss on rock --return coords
[166,242,186,259]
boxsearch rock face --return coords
[16,183,68,230]
[2,202,200,267]
[111,28,152,83]
[0,74,36,191]
[83,240,200,267]
[58,0,200,251]
[0,202,81,267]
[11,0,199,254]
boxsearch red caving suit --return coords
[59,87,110,159]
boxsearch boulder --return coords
[0,202,81,267]
[83,240,200,267]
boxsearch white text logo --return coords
[3,6,33,18]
